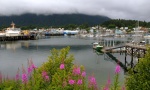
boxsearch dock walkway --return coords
[102,43,147,52]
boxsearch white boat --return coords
[93,42,99,49]
[5,22,21,37]
[93,42,103,55]
[92,42,103,53]
[144,34,150,39]
[63,30,79,35]
[0,32,6,36]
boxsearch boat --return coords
[63,30,79,35]
[5,22,21,37]
[93,42,99,49]
[0,32,6,36]
[144,33,150,39]
[92,42,103,53]
[95,44,103,53]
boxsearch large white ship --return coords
[5,22,21,36]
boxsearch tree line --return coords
[1,19,150,31]
[101,19,150,29]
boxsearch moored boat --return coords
[5,22,21,37]
[0,32,6,37]
[95,44,103,53]
[92,42,103,53]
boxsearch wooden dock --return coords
[102,43,147,57]
[101,43,148,71]
[0,35,37,41]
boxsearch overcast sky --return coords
[0,0,150,21]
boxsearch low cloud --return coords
[0,0,150,21]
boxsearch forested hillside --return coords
[101,19,150,29]
[0,13,110,29]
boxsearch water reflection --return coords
[0,36,127,85]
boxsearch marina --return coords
[0,22,79,41]
[1,32,148,80]
[0,22,150,86]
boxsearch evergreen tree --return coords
[126,47,150,90]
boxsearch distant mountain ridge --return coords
[0,13,110,27]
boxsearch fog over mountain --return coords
[0,14,110,26]
[0,0,150,21]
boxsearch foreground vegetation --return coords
[0,47,150,90]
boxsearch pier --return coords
[101,42,148,71]
[102,43,147,58]
[0,35,37,41]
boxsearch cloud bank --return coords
[0,0,150,21]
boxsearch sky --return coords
[0,0,150,21]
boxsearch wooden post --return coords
[131,48,134,68]
[125,46,127,68]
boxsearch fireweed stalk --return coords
[0,72,2,84]
[88,75,98,90]
[103,75,111,90]
[113,64,121,90]
[27,59,37,77]
[42,71,50,82]
[73,67,81,75]
[15,68,20,81]
[22,65,28,84]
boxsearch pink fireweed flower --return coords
[45,75,50,81]
[0,72,2,83]
[31,64,37,69]
[29,59,37,69]
[15,68,20,81]
[15,74,19,81]
[42,71,50,82]
[89,76,96,84]
[103,76,111,90]
[22,73,28,83]
[107,75,111,86]
[81,71,86,77]
[103,86,109,90]
[122,85,126,90]
[77,79,82,85]
[69,79,75,85]
[22,65,27,83]
[115,64,121,74]
[27,59,37,75]
[60,63,65,69]
[22,65,28,83]
[27,66,32,75]
[42,71,48,77]
[73,67,81,75]
[88,76,97,89]
[76,67,81,75]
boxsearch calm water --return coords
[0,36,130,85]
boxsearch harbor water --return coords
[0,36,131,86]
